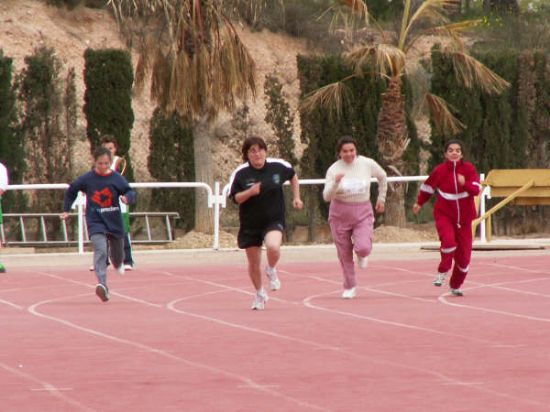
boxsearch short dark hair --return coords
[93,146,113,162]
[336,135,357,159]
[444,139,464,153]
[100,135,118,148]
[241,136,267,162]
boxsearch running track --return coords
[1,249,550,411]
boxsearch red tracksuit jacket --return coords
[417,159,481,227]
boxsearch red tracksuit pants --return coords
[435,213,473,289]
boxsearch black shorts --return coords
[238,221,285,249]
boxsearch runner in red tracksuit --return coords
[413,140,481,296]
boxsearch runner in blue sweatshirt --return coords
[61,147,136,302]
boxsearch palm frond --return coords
[345,43,406,78]
[399,0,459,50]
[300,80,351,119]
[107,0,257,119]
[424,93,465,135]
[441,48,510,94]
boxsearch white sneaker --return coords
[342,287,357,299]
[251,288,269,310]
[266,266,281,291]
[433,272,447,287]
[124,264,133,271]
[89,265,94,272]
[450,288,464,296]
[116,265,125,275]
[356,253,369,269]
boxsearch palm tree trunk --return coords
[376,76,408,227]
[193,116,214,233]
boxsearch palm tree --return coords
[303,0,510,226]
[107,0,257,232]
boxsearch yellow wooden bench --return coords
[473,169,550,240]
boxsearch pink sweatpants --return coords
[328,200,374,289]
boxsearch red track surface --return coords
[1,254,550,411]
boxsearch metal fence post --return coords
[213,181,221,250]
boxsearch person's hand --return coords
[60,212,70,221]
[0,189,4,196]
[375,200,385,213]
[293,198,304,210]
[335,173,345,183]
[457,174,465,186]
[120,195,128,204]
[412,203,421,215]
[249,182,261,197]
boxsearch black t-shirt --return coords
[229,159,296,229]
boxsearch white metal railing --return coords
[3,175,488,252]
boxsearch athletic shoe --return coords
[89,265,94,272]
[433,272,447,287]
[266,266,281,291]
[124,264,133,271]
[450,288,464,297]
[342,287,357,299]
[356,254,369,269]
[0,263,6,273]
[251,288,269,310]
[95,284,110,302]
[116,264,125,275]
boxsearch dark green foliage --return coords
[148,109,195,231]
[298,54,419,226]
[15,46,75,225]
[84,48,134,180]
[264,74,297,165]
[430,46,527,171]
[0,50,27,212]
[430,47,549,235]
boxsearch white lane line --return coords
[27,294,329,412]
[0,361,93,411]
[0,298,24,310]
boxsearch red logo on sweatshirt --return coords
[91,188,113,207]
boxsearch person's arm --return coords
[370,160,387,213]
[61,177,83,220]
[460,163,481,196]
[119,178,136,205]
[234,182,261,204]
[322,166,342,202]
[289,174,303,209]
[413,166,439,214]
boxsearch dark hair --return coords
[100,135,118,148]
[241,136,267,162]
[336,135,357,159]
[444,139,464,153]
[93,146,113,161]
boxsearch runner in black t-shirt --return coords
[229,136,303,310]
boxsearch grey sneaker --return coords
[266,266,281,291]
[251,288,269,310]
[433,272,447,287]
[450,288,464,297]
[95,284,110,302]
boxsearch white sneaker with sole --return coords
[342,287,357,299]
[251,288,269,310]
[124,264,133,271]
[266,266,281,291]
[116,265,125,275]
[450,288,464,296]
[433,272,447,287]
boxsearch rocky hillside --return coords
[0,0,308,183]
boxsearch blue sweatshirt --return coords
[63,170,137,238]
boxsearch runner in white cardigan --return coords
[323,136,387,299]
